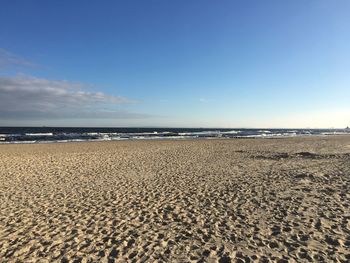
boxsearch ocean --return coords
[0,127,349,144]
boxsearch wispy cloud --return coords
[0,75,147,120]
[0,48,37,69]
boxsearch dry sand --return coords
[0,136,350,262]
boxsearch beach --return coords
[0,136,350,262]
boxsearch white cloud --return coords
[0,75,148,120]
[0,48,37,69]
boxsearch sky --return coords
[0,0,349,128]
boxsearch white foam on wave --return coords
[221,130,241,134]
[321,131,349,135]
[25,133,53,136]
[179,131,220,136]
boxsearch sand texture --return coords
[1,136,350,262]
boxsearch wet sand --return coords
[1,136,350,262]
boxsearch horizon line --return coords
[0,126,348,130]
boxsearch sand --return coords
[0,136,350,262]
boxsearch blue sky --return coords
[0,0,349,128]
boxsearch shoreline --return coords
[1,133,350,145]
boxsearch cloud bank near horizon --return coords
[0,75,148,120]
